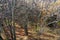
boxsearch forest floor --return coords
[15,23,60,40]
[1,23,60,40]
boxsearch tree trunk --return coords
[24,24,28,36]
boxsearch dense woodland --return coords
[0,0,60,40]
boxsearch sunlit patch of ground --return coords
[14,23,60,40]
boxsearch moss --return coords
[57,21,60,26]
